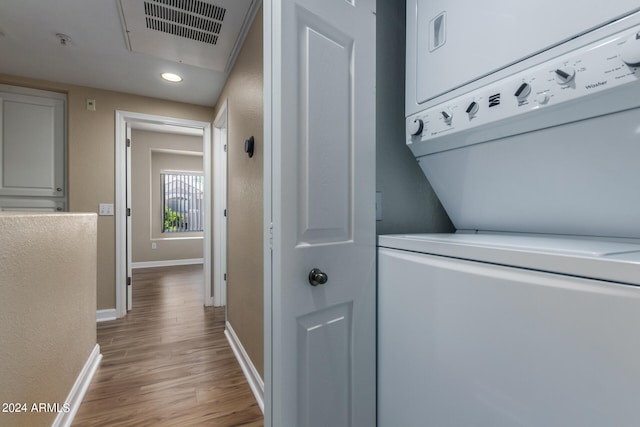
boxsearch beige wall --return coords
[0,212,97,427]
[0,73,215,310]
[131,129,204,263]
[214,6,264,377]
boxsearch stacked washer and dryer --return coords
[379,1,640,425]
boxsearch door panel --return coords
[297,303,352,426]
[266,0,376,426]
[298,15,353,244]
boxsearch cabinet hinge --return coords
[127,208,131,217]
[224,208,227,217]
[224,273,227,281]
[224,144,227,152]
[126,276,131,286]
[126,138,131,147]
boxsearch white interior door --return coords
[126,123,133,311]
[265,0,376,426]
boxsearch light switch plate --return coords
[99,203,114,216]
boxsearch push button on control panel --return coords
[536,92,550,104]
[620,32,640,67]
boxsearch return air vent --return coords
[143,0,225,45]
[119,0,256,72]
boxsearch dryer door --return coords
[407,0,640,109]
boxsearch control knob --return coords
[408,118,424,136]
[466,101,479,117]
[555,67,575,84]
[620,31,640,67]
[514,82,532,102]
[441,110,453,124]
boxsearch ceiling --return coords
[0,0,261,107]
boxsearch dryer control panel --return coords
[407,24,640,157]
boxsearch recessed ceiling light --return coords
[161,72,183,82]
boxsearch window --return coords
[161,171,204,233]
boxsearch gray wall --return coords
[131,129,204,263]
[376,0,453,235]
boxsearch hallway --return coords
[73,265,263,426]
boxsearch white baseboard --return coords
[225,321,264,413]
[52,344,102,427]
[96,309,117,322]
[131,258,204,269]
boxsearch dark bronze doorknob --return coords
[308,268,328,286]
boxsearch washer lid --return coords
[378,233,640,286]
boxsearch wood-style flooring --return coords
[73,265,263,427]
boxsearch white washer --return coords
[379,233,640,426]
[379,8,640,427]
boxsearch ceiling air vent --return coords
[144,0,225,45]
[119,0,256,72]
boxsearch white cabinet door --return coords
[265,0,376,425]
[0,90,65,197]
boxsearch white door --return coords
[126,124,133,311]
[264,0,376,426]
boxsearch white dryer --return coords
[379,5,640,426]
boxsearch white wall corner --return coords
[96,309,117,322]
[51,344,102,427]
[225,321,264,413]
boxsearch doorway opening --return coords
[115,111,214,317]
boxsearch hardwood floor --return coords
[73,265,263,427]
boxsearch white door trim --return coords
[115,110,213,317]
[213,100,229,307]
[263,0,274,421]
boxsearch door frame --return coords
[115,110,213,317]
[213,100,229,307]
[263,0,274,421]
